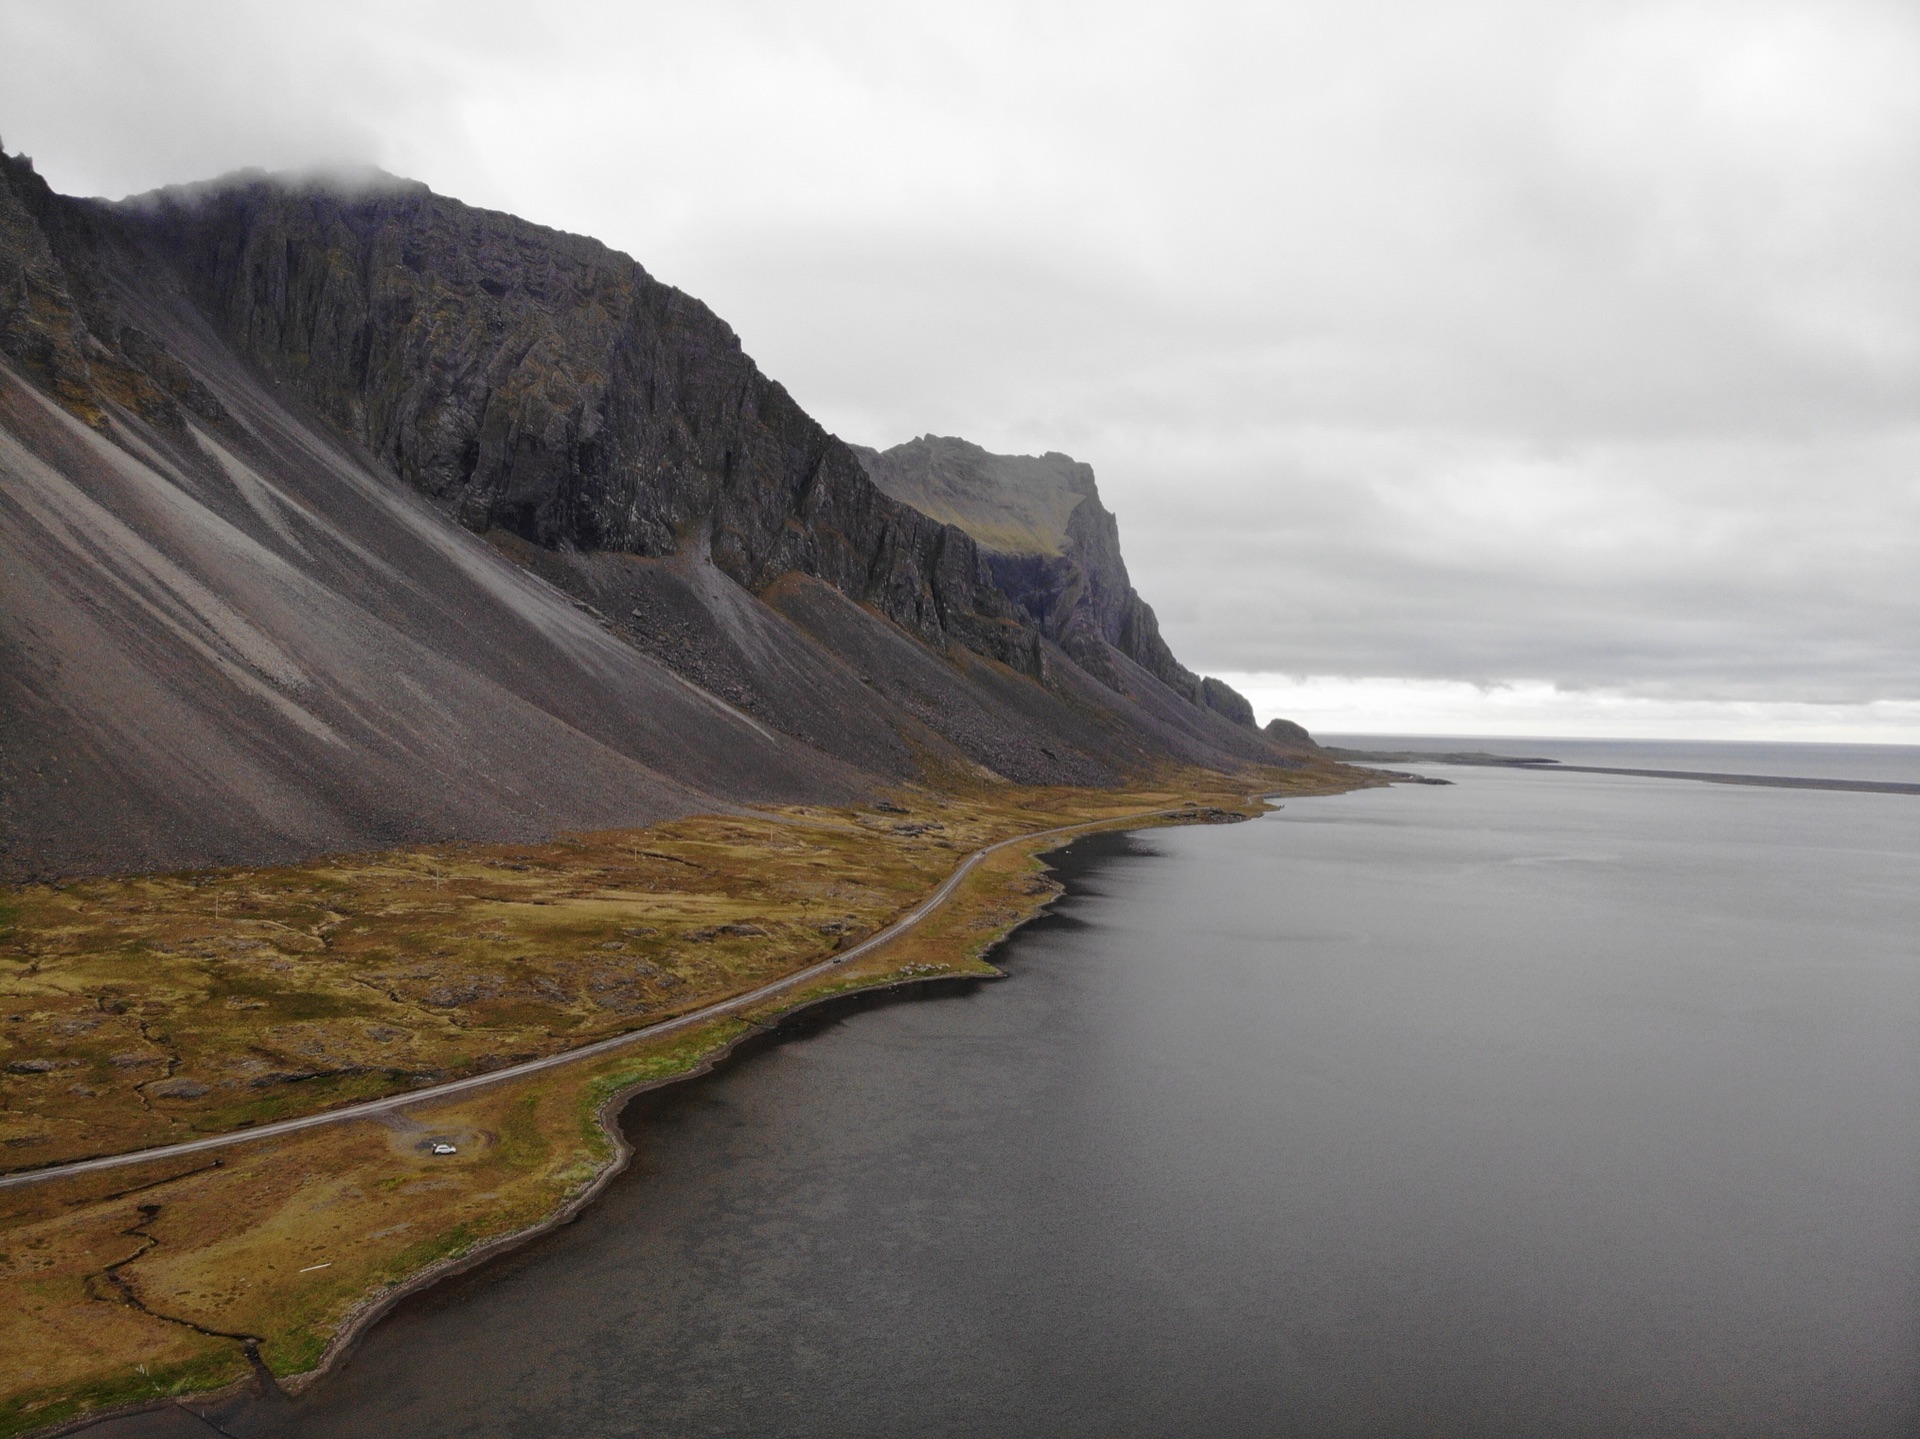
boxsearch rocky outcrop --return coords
[0,151,229,431]
[858,436,1258,727]
[1263,716,1316,748]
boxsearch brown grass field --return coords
[0,761,1371,1436]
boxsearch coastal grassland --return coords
[0,1015,753,1437]
[0,800,1006,1167]
[0,759,1371,1436]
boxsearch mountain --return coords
[854,436,1257,727]
[0,152,1293,882]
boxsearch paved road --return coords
[0,809,1176,1193]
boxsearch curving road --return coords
[0,809,1180,1193]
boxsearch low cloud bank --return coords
[1216,674,1920,744]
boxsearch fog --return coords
[4,0,1914,737]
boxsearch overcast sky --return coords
[4,0,1916,738]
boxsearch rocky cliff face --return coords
[0,151,230,432]
[0,152,1291,880]
[857,436,1257,727]
[76,164,1044,673]
[1,157,1257,712]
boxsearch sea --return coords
[101,740,1920,1438]
[1323,734,1920,786]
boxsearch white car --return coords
[430,1142,458,1155]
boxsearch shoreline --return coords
[42,974,998,1437]
[282,964,1006,1411]
[0,808,1177,1197]
[1327,747,1920,795]
[29,803,1278,1438]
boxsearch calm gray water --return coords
[116,763,1920,1437]
[1323,734,1920,785]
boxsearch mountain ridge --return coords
[0,152,1299,882]
[857,435,1256,727]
